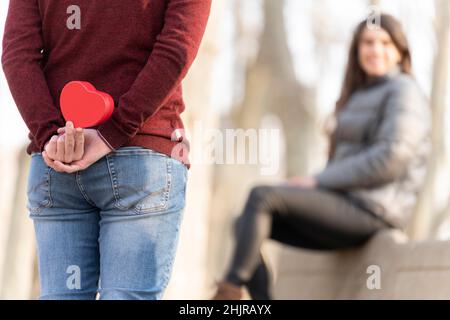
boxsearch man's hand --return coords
[42,129,113,173]
[44,121,84,163]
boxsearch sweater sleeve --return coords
[315,79,430,190]
[1,0,66,152]
[96,0,212,150]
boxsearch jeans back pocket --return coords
[106,148,172,214]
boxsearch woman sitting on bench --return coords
[212,13,431,300]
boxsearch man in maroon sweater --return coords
[2,0,211,300]
[2,0,211,170]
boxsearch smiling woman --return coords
[332,14,412,131]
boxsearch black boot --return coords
[246,253,273,300]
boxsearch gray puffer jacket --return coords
[315,68,431,229]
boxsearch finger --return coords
[42,151,53,167]
[64,122,75,163]
[53,159,83,174]
[42,151,63,173]
[46,135,59,160]
[73,128,85,160]
[56,135,65,162]
[57,128,66,135]
[68,159,87,172]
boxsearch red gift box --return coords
[60,81,114,128]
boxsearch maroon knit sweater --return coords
[2,0,211,168]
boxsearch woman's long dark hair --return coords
[328,13,412,159]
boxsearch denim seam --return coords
[106,155,122,210]
[110,147,167,157]
[47,167,54,208]
[75,171,97,207]
[113,152,167,157]
[29,166,53,214]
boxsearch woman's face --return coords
[358,27,402,77]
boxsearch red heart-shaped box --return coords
[60,81,114,128]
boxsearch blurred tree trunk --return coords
[261,0,317,177]
[409,0,450,240]
[206,0,316,288]
[229,0,316,178]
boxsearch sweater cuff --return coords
[38,124,61,153]
[96,117,132,151]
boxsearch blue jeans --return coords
[27,147,188,300]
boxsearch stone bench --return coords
[264,230,450,299]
